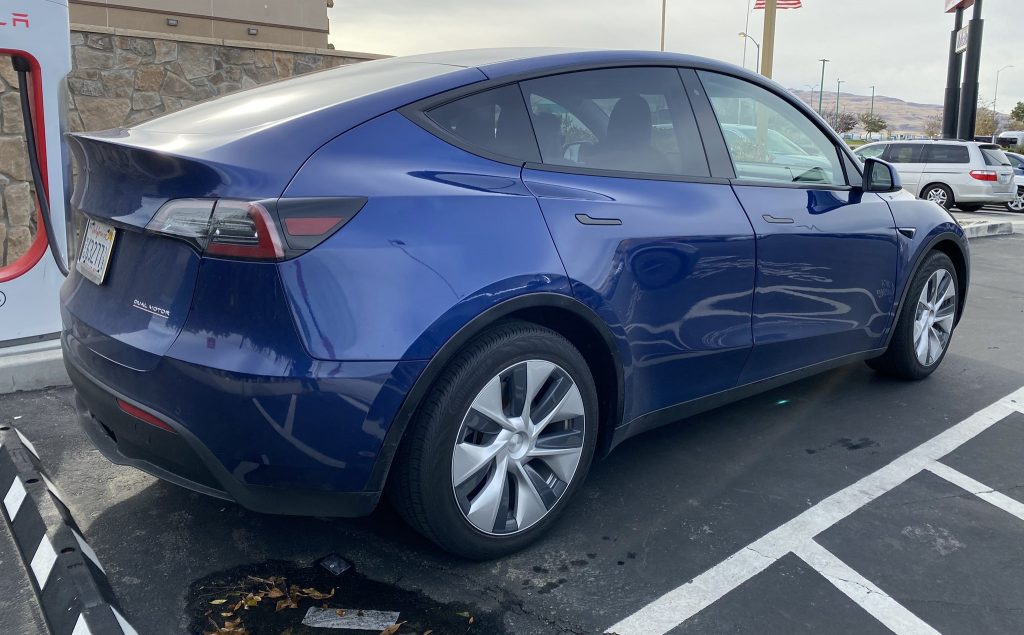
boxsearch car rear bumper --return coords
[953,182,1016,203]
[63,330,426,517]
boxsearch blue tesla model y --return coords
[63,49,969,558]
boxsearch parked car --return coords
[854,140,1016,211]
[63,50,970,558]
[1005,151,1024,212]
[996,131,1024,148]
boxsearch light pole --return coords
[739,32,760,73]
[818,59,829,114]
[805,84,818,110]
[870,85,876,115]
[660,0,667,51]
[994,64,1013,114]
[836,79,844,118]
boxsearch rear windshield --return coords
[135,59,461,134]
[980,145,1011,166]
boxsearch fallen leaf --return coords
[209,599,227,605]
[266,587,284,599]
[231,601,243,612]
[335,609,346,617]
[220,612,233,617]
[424,631,434,635]
[379,622,406,635]
[275,597,299,612]
[469,616,475,624]
[455,611,470,618]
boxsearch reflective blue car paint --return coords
[280,112,571,361]
[522,168,756,422]
[733,186,899,383]
[60,49,971,516]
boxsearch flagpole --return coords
[660,0,667,51]
[742,0,752,68]
[760,0,777,78]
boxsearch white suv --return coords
[854,140,1015,210]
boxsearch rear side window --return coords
[521,67,709,178]
[426,84,540,163]
[980,145,1011,166]
[856,144,885,160]
[923,144,969,164]
[885,144,923,164]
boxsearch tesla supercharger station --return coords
[0,0,72,391]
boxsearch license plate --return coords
[77,219,117,285]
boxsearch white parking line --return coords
[793,540,940,635]
[927,462,1024,522]
[606,386,1024,635]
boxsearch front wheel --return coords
[867,251,958,380]
[1007,187,1024,212]
[389,321,598,559]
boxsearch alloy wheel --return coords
[1009,188,1024,212]
[451,360,586,535]
[925,187,948,207]
[913,268,956,366]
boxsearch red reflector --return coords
[969,170,998,182]
[117,399,176,433]
[283,217,342,236]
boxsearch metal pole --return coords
[994,64,1013,114]
[942,7,964,139]
[957,0,984,140]
[660,0,667,51]
[760,0,776,78]
[818,58,829,114]
[870,85,875,115]
[742,0,752,68]
[836,79,844,118]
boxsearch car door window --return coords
[885,144,923,164]
[426,84,540,162]
[698,71,844,186]
[521,67,709,177]
[857,144,885,161]
[923,144,970,163]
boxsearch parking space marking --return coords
[793,540,940,635]
[606,386,1024,635]
[926,462,1024,522]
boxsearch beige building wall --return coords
[69,0,330,48]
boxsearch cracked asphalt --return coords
[2,234,1024,634]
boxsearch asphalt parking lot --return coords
[3,233,1024,635]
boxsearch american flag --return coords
[754,0,803,8]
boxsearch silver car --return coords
[854,140,1015,211]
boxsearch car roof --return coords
[860,140,986,146]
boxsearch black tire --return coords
[867,251,958,380]
[388,320,598,559]
[957,203,983,212]
[921,183,954,209]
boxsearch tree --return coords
[859,112,887,138]
[1011,101,1024,126]
[824,111,858,134]
[975,105,998,137]
[923,114,943,138]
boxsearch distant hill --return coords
[789,89,944,135]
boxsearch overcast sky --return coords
[328,0,1023,110]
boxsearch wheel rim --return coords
[451,359,586,535]
[1009,189,1024,212]
[913,269,956,366]
[925,188,948,206]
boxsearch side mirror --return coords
[862,158,901,193]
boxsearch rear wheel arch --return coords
[930,239,968,325]
[369,293,625,494]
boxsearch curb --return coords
[0,424,136,635]
[0,339,70,395]
[959,219,1024,239]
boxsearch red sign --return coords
[945,0,975,12]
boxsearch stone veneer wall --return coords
[0,27,380,267]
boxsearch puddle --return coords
[186,559,508,634]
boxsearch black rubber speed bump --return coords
[0,423,136,635]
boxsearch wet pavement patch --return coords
[187,559,507,635]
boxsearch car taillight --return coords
[145,197,366,261]
[117,399,176,434]
[969,170,998,182]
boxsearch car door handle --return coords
[575,213,622,226]
[762,214,794,224]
